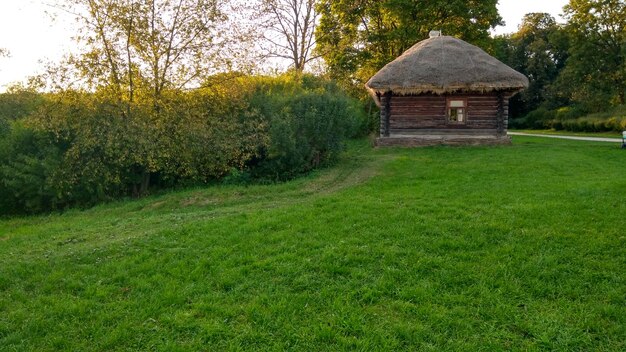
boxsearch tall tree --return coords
[495,13,569,116]
[562,0,626,108]
[316,0,502,90]
[258,0,320,72]
[53,0,228,107]
[42,0,232,195]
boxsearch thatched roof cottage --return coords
[366,34,528,146]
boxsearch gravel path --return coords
[508,132,624,144]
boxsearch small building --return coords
[365,34,528,146]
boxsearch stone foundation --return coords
[375,135,512,147]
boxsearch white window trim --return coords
[446,98,467,124]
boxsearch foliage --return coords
[509,108,556,129]
[316,0,502,91]
[4,87,263,210]
[0,122,64,214]
[1,138,624,350]
[0,87,46,122]
[553,116,626,132]
[245,74,366,180]
[496,0,626,125]
[551,105,626,132]
[554,106,587,121]
[511,105,626,132]
[493,13,569,117]
[51,0,229,103]
[561,0,626,108]
[0,74,366,215]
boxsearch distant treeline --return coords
[490,2,626,131]
[0,74,370,215]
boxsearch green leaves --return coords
[56,0,229,105]
[562,0,626,108]
[316,0,502,91]
[240,74,367,181]
[495,1,626,120]
[494,13,569,117]
[0,123,64,214]
[0,74,367,215]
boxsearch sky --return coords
[0,0,570,92]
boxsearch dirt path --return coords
[508,132,624,144]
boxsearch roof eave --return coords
[366,84,528,97]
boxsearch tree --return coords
[562,0,626,108]
[495,13,569,117]
[41,0,233,195]
[316,0,502,90]
[258,0,320,72]
[53,0,228,107]
[0,85,46,122]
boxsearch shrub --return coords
[0,74,367,215]
[245,74,365,181]
[554,106,587,121]
[605,117,620,131]
[0,88,46,122]
[518,105,625,133]
[0,123,64,214]
[557,116,625,133]
[521,108,556,129]
[508,117,527,129]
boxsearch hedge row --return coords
[510,106,626,132]
[0,74,369,215]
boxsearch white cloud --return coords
[493,0,569,35]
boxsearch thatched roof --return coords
[366,36,528,101]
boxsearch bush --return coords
[516,108,556,129]
[0,88,46,122]
[556,116,625,133]
[554,106,587,121]
[0,123,64,214]
[0,74,368,215]
[509,117,527,129]
[515,105,626,133]
[244,74,365,181]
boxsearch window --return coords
[447,98,467,123]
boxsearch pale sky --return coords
[0,0,569,92]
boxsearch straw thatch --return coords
[366,36,528,100]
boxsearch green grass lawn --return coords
[1,137,625,351]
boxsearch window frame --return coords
[446,98,468,124]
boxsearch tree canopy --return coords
[51,0,229,105]
[315,0,502,89]
[562,0,626,107]
[493,13,569,117]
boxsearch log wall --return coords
[385,92,511,135]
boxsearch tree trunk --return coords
[140,171,150,196]
[131,169,151,197]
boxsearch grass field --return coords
[1,136,625,351]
